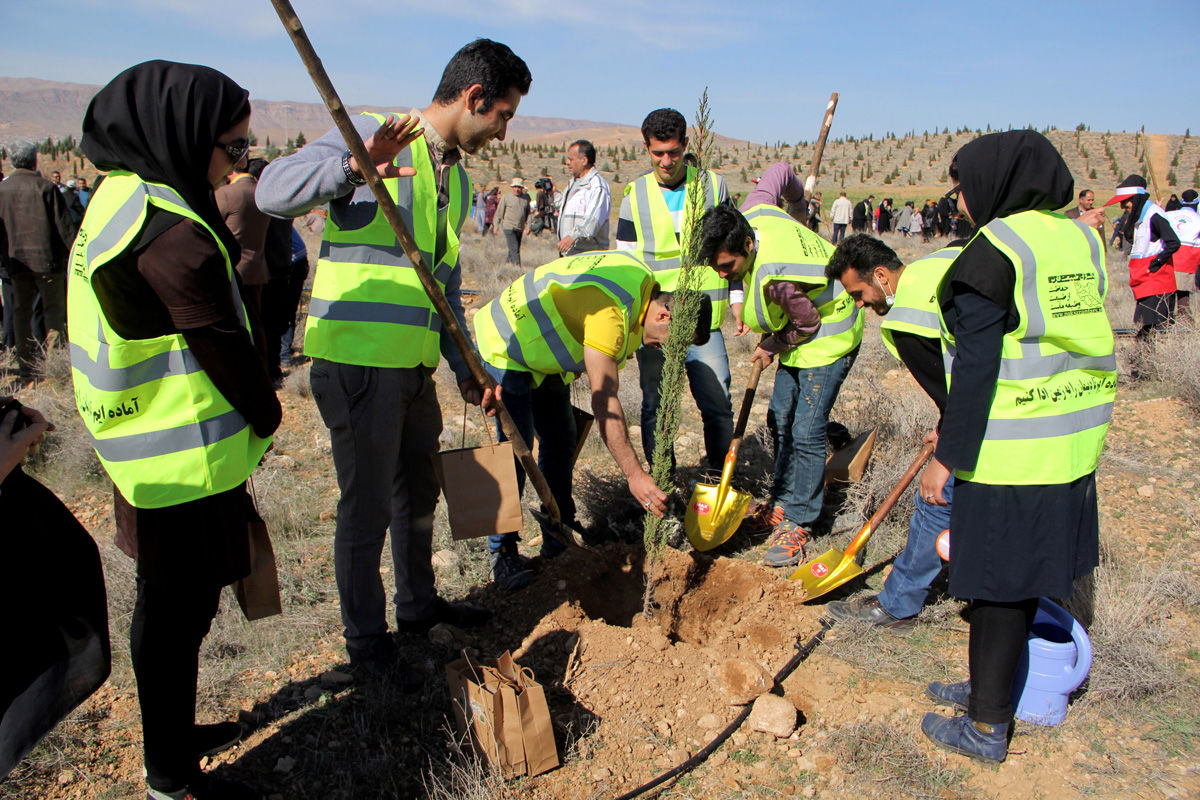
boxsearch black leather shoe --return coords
[826,594,917,631]
[396,597,492,635]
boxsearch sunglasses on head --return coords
[215,137,250,164]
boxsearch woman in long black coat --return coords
[917,130,1112,763]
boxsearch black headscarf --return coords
[81,60,250,260]
[948,131,1074,229]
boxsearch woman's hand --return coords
[918,456,951,506]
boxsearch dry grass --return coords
[828,720,977,799]
[1082,545,1200,707]
[419,724,513,800]
[1139,324,1200,413]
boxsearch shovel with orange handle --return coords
[789,442,935,600]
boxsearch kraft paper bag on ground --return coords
[434,441,524,541]
[445,650,559,778]
[235,500,283,621]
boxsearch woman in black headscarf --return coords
[73,61,279,800]
[915,131,1115,763]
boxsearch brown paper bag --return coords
[445,651,559,778]
[434,440,524,541]
[234,497,282,621]
[514,666,558,776]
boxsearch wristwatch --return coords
[341,150,365,186]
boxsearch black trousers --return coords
[503,228,523,266]
[130,574,222,791]
[262,256,310,378]
[967,598,1038,724]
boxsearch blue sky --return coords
[3,0,1195,143]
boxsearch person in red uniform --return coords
[1105,174,1179,335]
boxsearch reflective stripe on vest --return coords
[937,210,1115,485]
[474,251,653,381]
[879,246,958,361]
[66,172,270,509]
[626,167,729,328]
[304,112,470,367]
[740,205,863,369]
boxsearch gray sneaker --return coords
[490,548,533,591]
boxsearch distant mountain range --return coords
[0,76,756,150]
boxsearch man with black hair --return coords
[697,163,863,567]
[823,234,962,630]
[830,191,852,243]
[216,154,270,362]
[851,194,873,233]
[258,38,527,677]
[557,139,610,256]
[1063,188,1105,245]
[616,108,735,474]
[473,252,710,588]
[0,140,76,381]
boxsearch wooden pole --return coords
[796,92,839,227]
[1139,129,1163,203]
[268,0,576,547]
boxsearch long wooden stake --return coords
[268,0,575,547]
[796,92,839,228]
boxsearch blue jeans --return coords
[877,479,954,620]
[485,365,578,556]
[831,223,847,244]
[767,348,857,528]
[636,329,733,471]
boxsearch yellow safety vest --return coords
[67,172,270,509]
[304,112,471,367]
[473,251,655,384]
[624,166,730,329]
[741,204,864,369]
[937,210,1115,485]
[879,245,960,361]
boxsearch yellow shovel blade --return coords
[685,481,753,551]
[788,547,863,600]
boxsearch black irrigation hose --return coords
[609,617,835,800]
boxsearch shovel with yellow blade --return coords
[790,442,935,600]
[685,360,764,550]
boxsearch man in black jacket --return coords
[851,194,873,232]
[0,141,77,379]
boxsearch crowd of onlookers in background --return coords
[0,140,315,388]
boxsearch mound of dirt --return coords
[473,545,826,797]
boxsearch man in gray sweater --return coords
[257,39,529,680]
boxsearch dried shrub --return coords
[1139,325,1200,414]
[1083,550,1199,706]
[829,720,977,799]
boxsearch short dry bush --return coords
[825,360,939,565]
[1083,550,1199,706]
[20,346,108,498]
[1139,325,1200,414]
[829,720,976,799]
[420,724,510,800]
